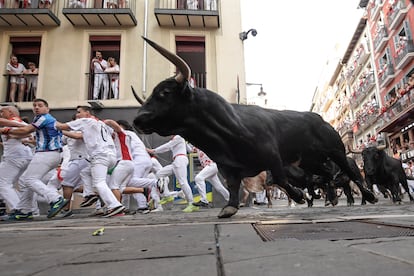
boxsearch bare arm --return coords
[1,124,35,136]
[104,119,123,133]
[0,118,26,127]
[55,121,72,131]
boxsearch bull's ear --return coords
[181,81,194,99]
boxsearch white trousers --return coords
[129,159,159,209]
[61,158,89,189]
[93,73,109,100]
[194,163,229,203]
[17,151,62,213]
[80,154,121,209]
[110,79,119,99]
[157,155,193,203]
[108,160,134,192]
[0,157,31,211]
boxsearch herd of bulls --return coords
[242,146,414,208]
[132,37,413,218]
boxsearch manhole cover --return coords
[253,221,414,242]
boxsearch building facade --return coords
[312,0,414,163]
[0,0,247,121]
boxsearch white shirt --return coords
[124,130,151,163]
[153,135,187,158]
[62,132,88,161]
[187,144,213,167]
[1,118,33,159]
[67,118,115,158]
[92,59,108,74]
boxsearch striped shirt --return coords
[32,113,63,152]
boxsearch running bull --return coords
[132,37,377,218]
[361,147,413,203]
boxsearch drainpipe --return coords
[142,0,149,99]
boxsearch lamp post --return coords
[246,82,267,107]
[239,28,257,41]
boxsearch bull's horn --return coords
[142,36,191,83]
[347,144,362,154]
[131,85,144,105]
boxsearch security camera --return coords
[251,29,257,37]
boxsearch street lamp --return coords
[246,82,267,98]
[239,28,257,41]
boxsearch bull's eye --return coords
[159,89,172,98]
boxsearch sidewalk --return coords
[1,198,414,276]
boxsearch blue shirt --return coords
[32,113,62,152]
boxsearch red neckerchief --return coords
[9,116,23,122]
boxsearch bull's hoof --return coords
[306,198,313,208]
[362,190,378,204]
[218,206,238,218]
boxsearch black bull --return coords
[132,37,377,218]
[362,147,414,203]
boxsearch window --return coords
[89,35,121,100]
[5,36,41,102]
[176,36,206,88]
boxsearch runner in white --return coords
[55,105,125,218]
[148,135,199,213]
[0,106,33,213]
[187,144,229,207]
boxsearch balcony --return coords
[62,0,137,27]
[377,89,414,133]
[154,0,220,28]
[350,74,375,108]
[374,27,388,52]
[378,63,395,87]
[395,39,414,70]
[0,0,60,27]
[387,0,409,30]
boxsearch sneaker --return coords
[193,201,210,208]
[47,197,70,218]
[57,209,73,218]
[80,195,99,207]
[137,207,150,214]
[89,208,105,217]
[102,205,125,218]
[159,195,174,205]
[150,206,163,213]
[157,178,166,193]
[8,210,34,221]
[176,190,185,199]
[183,204,199,213]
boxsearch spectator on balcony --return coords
[104,0,116,8]
[69,0,86,8]
[14,0,31,8]
[205,0,216,10]
[39,0,52,8]
[24,62,38,100]
[6,55,26,103]
[91,51,108,100]
[104,57,120,99]
[187,0,198,9]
